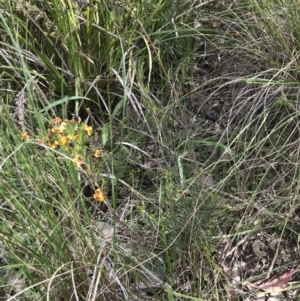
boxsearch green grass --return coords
[1,0,300,300]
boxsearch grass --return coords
[1,0,300,300]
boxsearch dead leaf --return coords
[6,274,26,292]
[258,269,295,292]
[221,262,240,301]
[246,269,295,293]
[136,162,152,170]
[207,128,223,136]
[98,222,114,240]
[252,240,266,258]
[201,173,215,188]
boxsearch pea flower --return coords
[93,149,101,158]
[93,188,105,202]
[52,117,62,125]
[51,141,59,149]
[21,132,29,141]
[84,125,93,136]
[72,155,84,168]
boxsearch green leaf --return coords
[111,98,126,119]
[101,123,109,146]
[39,96,91,113]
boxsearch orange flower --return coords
[47,128,55,138]
[52,117,62,125]
[93,188,105,202]
[84,124,93,136]
[51,141,59,149]
[93,149,101,158]
[72,155,84,168]
[21,132,29,141]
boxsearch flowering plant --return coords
[21,114,105,202]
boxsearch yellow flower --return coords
[60,122,67,130]
[84,124,93,136]
[21,132,29,141]
[93,149,101,158]
[53,126,65,134]
[72,155,84,168]
[51,141,59,149]
[65,136,72,144]
[93,188,105,202]
[58,134,67,146]
[52,117,62,125]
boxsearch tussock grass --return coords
[1,0,300,300]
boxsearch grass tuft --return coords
[1,0,300,300]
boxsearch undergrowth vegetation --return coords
[0,0,300,300]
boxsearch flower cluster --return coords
[21,115,105,202]
[47,116,91,156]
